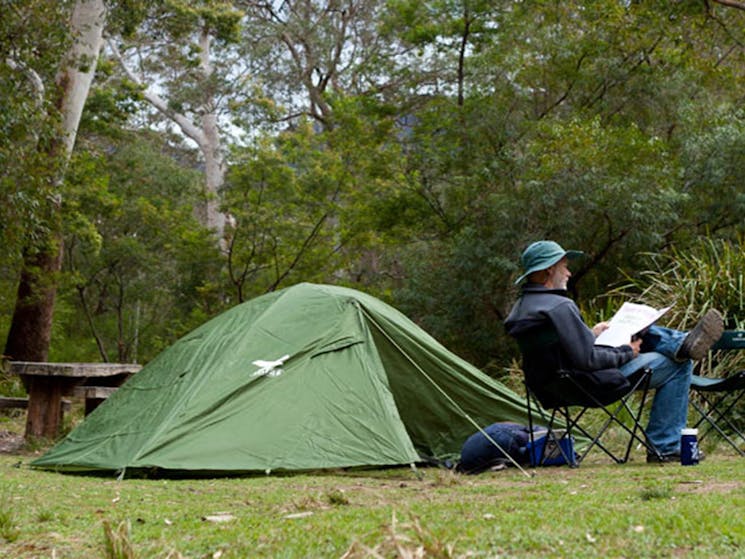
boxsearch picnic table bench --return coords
[0,396,71,412]
[9,361,141,439]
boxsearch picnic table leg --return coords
[24,376,76,439]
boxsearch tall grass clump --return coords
[0,491,20,543]
[102,520,136,559]
[593,236,745,331]
[342,512,458,558]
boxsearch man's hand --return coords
[629,338,642,357]
[592,322,610,337]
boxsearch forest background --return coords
[1,0,744,382]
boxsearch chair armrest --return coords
[712,330,745,351]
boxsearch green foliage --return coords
[394,232,518,368]
[80,59,145,138]
[159,0,243,43]
[224,125,343,300]
[0,1,70,261]
[224,103,409,300]
[54,131,219,363]
[677,107,745,239]
[0,374,25,399]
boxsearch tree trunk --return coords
[4,0,106,362]
[199,28,227,240]
[204,138,227,239]
[4,245,62,362]
[56,0,106,157]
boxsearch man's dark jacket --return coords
[504,284,635,407]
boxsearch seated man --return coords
[504,240,724,463]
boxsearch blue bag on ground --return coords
[457,422,532,474]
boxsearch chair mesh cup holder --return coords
[526,428,576,467]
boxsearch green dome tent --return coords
[33,283,529,474]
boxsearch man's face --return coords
[545,257,571,290]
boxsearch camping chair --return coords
[523,368,658,466]
[516,326,662,466]
[689,330,745,456]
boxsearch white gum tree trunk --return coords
[198,28,228,240]
[109,24,228,243]
[57,0,106,158]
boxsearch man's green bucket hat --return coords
[515,240,583,284]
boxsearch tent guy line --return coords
[359,305,532,478]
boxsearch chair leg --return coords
[622,371,660,462]
[557,408,579,467]
[691,392,745,456]
[569,402,641,464]
[524,383,577,467]
[573,406,625,464]
[525,385,537,464]
[566,369,660,463]
[525,383,549,466]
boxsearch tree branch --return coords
[712,0,745,10]
[5,58,45,108]
[266,212,330,292]
[107,40,207,149]
[76,284,110,362]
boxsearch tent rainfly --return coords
[33,283,529,475]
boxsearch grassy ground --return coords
[1,427,744,559]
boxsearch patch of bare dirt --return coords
[677,479,743,494]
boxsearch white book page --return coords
[594,302,672,347]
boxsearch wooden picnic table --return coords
[10,361,141,439]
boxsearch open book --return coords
[594,302,672,347]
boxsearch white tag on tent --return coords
[251,354,290,378]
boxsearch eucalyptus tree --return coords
[1,1,67,346]
[106,0,244,242]
[3,0,107,362]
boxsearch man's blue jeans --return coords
[618,326,692,455]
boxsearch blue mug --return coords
[680,428,700,466]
